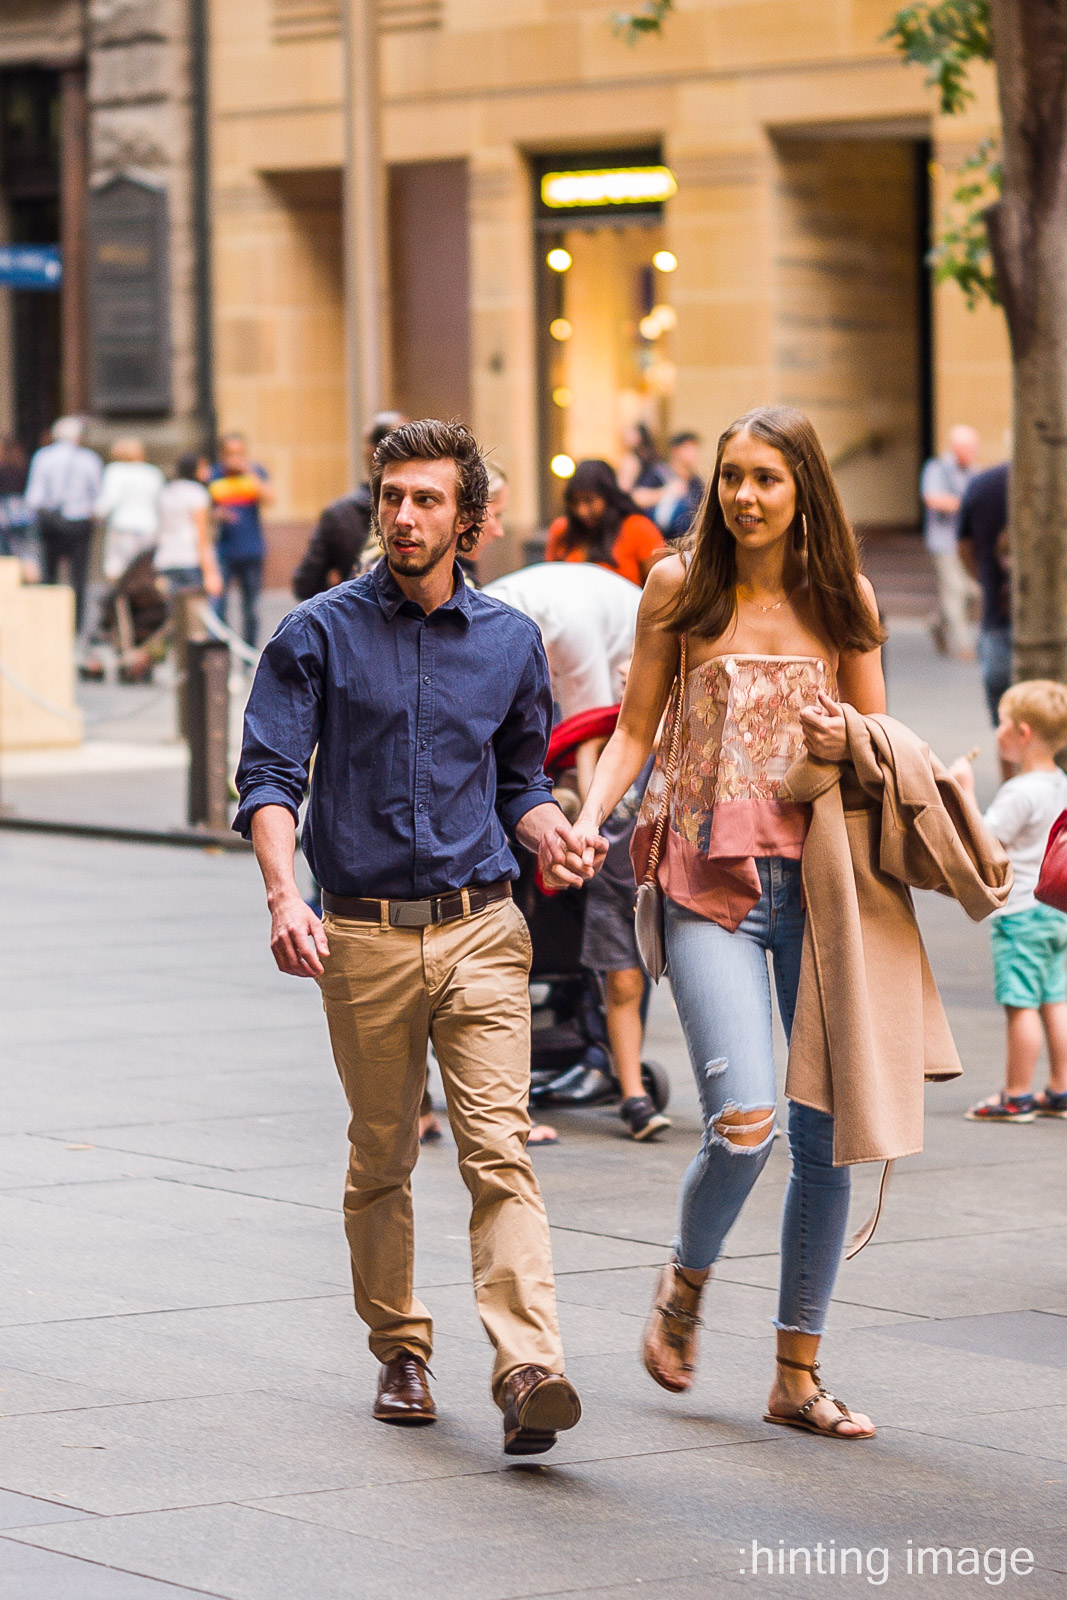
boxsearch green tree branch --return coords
[884,0,991,114]
[612,0,674,44]
[886,2,1000,309]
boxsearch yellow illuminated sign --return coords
[540,166,677,210]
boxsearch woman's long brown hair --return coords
[665,405,886,654]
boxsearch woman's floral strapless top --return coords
[631,654,836,931]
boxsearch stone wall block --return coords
[91,102,184,174]
[89,0,181,46]
[90,40,177,106]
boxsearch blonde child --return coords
[952,680,1067,1121]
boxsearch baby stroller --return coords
[515,705,670,1114]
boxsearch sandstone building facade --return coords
[210,0,1010,561]
[0,0,207,459]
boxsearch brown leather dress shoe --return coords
[501,1365,581,1456]
[373,1352,436,1426]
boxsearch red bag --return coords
[1035,808,1067,912]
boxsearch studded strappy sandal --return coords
[642,1262,707,1393]
[763,1356,876,1439]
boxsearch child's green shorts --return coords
[990,902,1067,1008]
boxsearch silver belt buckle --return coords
[390,899,434,928]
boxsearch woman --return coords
[154,453,222,598]
[569,406,886,1438]
[618,422,669,508]
[96,438,164,580]
[546,459,665,586]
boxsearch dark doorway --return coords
[1,69,62,451]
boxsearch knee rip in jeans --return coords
[709,1101,776,1154]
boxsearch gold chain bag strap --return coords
[633,633,687,983]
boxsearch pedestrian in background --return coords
[0,436,34,573]
[458,464,509,583]
[952,681,1067,1123]
[96,438,164,581]
[921,424,980,659]
[655,431,705,543]
[154,454,222,598]
[617,421,669,508]
[24,416,102,631]
[485,562,666,1141]
[292,411,406,600]
[236,418,589,1456]
[210,431,274,648]
[958,457,1012,749]
[546,458,665,586]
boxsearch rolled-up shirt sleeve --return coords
[233,609,325,838]
[493,632,557,833]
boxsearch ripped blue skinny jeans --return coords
[665,856,850,1336]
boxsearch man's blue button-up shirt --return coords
[233,561,557,898]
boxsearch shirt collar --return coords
[372,559,473,625]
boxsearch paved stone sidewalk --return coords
[1,624,1065,1599]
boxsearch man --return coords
[654,431,705,543]
[291,411,406,600]
[485,560,668,1140]
[24,416,102,630]
[236,419,600,1455]
[921,424,980,658]
[484,560,639,731]
[958,459,1012,742]
[209,431,274,647]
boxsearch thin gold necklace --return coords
[739,586,793,613]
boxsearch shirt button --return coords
[423,675,430,684]
[417,802,426,812]
[420,740,428,750]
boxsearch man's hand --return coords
[268,889,330,977]
[517,802,607,890]
[799,691,848,763]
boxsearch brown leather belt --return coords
[321,879,511,928]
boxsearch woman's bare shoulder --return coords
[856,571,880,616]
[642,550,686,603]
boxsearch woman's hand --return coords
[799,691,848,762]
[203,561,224,600]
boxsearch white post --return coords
[341,0,389,485]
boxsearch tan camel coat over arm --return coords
[781,709,1012,1167]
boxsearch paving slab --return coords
[0,1538,224,1600]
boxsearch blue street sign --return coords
[0,245,62,289]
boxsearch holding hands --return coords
[518,802,608,891]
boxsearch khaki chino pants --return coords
[317,895,565,1404]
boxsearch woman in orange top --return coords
[546,458,665,586]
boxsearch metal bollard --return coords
[185,637,230,830]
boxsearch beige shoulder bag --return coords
[633,633,687,983]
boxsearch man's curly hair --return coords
[369,419,490,555]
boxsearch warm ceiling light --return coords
[546,248,572,272]
[552,386,573,408]
[653,250,678,272]
[549,318,573,341]
[652,303,677,330]
[550,454,576,478]
[639,314,662,340]
[541,166,677,209]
